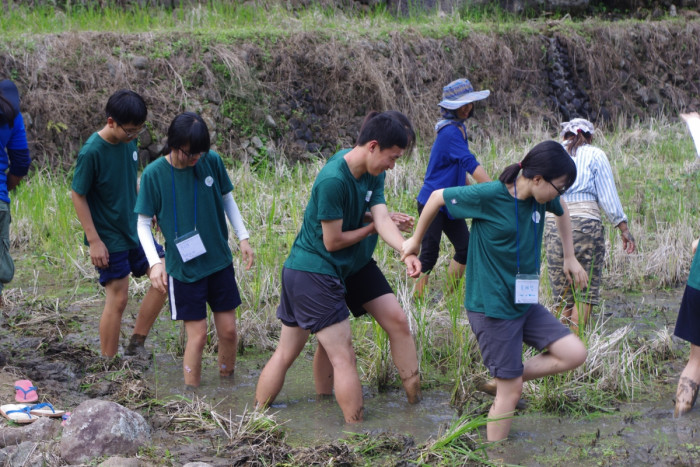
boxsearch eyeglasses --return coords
[118,124,145,138]
[179,147,203,159]
[548,180,567,196]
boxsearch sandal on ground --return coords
[28,402,65,418]
[0,404,38,424]
[675,376,699,417]
[14,380,38,403]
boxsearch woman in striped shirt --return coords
[544,118,636,334]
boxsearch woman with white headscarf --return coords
[544,118,635,333]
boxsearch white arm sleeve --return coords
[685,115,700,158]
[137,214,162,267]
[222,192,250,241]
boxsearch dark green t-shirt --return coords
[71,132,139,253]
[444,181,563,319]
[135,151,234,283]
[284,149,386,279]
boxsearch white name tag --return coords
[175,230,207,262]
[515,274,539,304]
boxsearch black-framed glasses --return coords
[179,147,203,159]
[548,180,567,196]
[118,123,145,138]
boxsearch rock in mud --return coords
[59,399,151,465]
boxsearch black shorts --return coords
[345,259,394,318]
[675,285,700,346]
[416,201,469,272]
[276,267,349,334]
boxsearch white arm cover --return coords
[137,214,162,267]
[222,192,250,241]
[685,115,700,158]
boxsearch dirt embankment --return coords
[2,17,700,170]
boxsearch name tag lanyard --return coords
[170,161,197,238]
[169,160,208,262]
[513,181,539,274]
[513,181,541,304]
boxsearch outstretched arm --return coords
[370,203,420,278]
[401,189,446,260]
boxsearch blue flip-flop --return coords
[0,404,38,424]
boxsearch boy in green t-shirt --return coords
[71,90,166,358]
[255,111,421,423]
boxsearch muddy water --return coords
[141,286,700,464]
[144,352,457,446]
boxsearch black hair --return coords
[165,112,211,155]
[356,111,412,151]
[105,89,147,126]
[499,140,577,190]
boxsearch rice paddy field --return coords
[3,1,700,465]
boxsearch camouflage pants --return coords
[544,216,604,307]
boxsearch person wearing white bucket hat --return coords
[544,117,635,335]
[414,78,492,297]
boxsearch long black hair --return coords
[499,140,577,190]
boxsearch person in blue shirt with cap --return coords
[414,78,492,297]
[0,80,31,305]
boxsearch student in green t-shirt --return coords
[255,111,421,423]
[403,140,589,441]
[71,90,167,358]
[135,112,254,388]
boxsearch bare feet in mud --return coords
[674,376,699,417]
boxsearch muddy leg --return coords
[366,294,422,404]
[674,344,700,417]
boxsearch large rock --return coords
[60,399,151,465]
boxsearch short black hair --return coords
[356,111,412,151]
[166,112,210,155]
[105,89,147,126]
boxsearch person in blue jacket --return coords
[414,78,491,297]
[0,80,31,305]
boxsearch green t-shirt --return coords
[328,150,379,277]
[135,151,234,283]
[71,132,139,253]
[444,181,563,319]
[284,149,386,279]
[687,245,700,290]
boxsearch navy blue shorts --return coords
[168,264,242,321]
[675,285,700,346]
[276,267,349,334]
[345,259,393,318]
[468,304,571,379]
[97,241,165,287]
